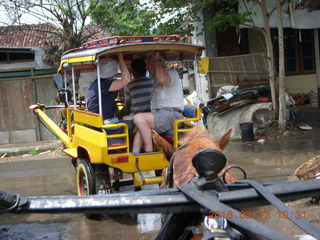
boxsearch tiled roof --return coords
[83,25,112,41]
[0,24,57,48]
[0,23,111,48]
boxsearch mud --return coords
[0,130,320,240]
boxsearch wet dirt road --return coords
[0,152,163,240]
[0,132,320,240]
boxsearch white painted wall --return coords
[0,47,52,71]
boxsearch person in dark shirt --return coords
[87,52,130,123]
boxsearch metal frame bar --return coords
[63,70,68,106]
[1,179,319,214]
[71,66,76,109]
[96,59,102,116]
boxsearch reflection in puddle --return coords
[136,214,163,233]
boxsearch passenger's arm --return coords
[155,61,171,85]
[153,51,171,85]
[109,53,131,91]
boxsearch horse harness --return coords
[166,142,190,188]
[165,146,320,240]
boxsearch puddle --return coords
[1,134,320,239]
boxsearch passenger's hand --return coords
[153,51,162,61]
[99,56,109,65]
[117,52,124,62]
[149,51,163,62]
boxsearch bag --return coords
[104,117,121,131]
[104,117,120,125]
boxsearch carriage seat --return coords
[161,106,201,147]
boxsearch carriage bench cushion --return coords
[161,106,198,143]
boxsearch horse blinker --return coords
[192,149,227,181]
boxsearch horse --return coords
[151,127,237,188]
[152,127,238,240]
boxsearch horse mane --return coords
[151,129,175,160]
[152,127,232,162]
[180,127,214,145]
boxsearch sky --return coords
[0,5,44,26]
[0,0,153,26]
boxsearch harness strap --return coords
[178,182,292,240]
[241,179,320,239]
[166,143,189,188]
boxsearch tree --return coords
[276,0,286,130]
[90,0,156,36]
[90,0,252,38]
[151,0,252,37]
[146,0,288,129]
[239,0,288,129]
[252,0,278,114]
[0,0,102,67]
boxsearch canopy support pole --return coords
[96,59,102,116]
[314,29,320,108]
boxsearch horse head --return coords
[152,127,236,188]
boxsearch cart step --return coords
[63,148,77,157]
[108,143,127,148]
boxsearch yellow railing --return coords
[102,123,130,152]
[173,108,201,148]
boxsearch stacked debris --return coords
[292,94,309,106]
[291,90,319,107]
[205,85,271,116]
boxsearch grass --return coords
[28,149,40,155]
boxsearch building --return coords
[0,24,111,144]
[193,0,320,139]
[0,24,58,144]
[195,1,320,103]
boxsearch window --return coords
[300,30,315,72]
[0,52,7,62]
[283,29,316,75]
[0,49,35,63]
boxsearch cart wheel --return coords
[76,159,95,196]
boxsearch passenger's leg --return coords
[122,115,133,120]
[152,109,183,134]
[133,112,156,152]
[132,131,143,153]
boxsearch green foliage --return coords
[90,0,254,38]
[150,0,202,36]
[43,30,67,68]
[272,119,280,128]
[205,8,253,32]
[151,0,254,36]
[1,152,9,158]
[28,149,40,155]
[90,0,156,36]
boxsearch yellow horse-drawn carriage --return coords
[30,35,204,196]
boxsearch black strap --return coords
[240,179,320,239]
[166,143,189,188]
[178,182,292,240]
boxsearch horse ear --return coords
[215,128,232,151]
